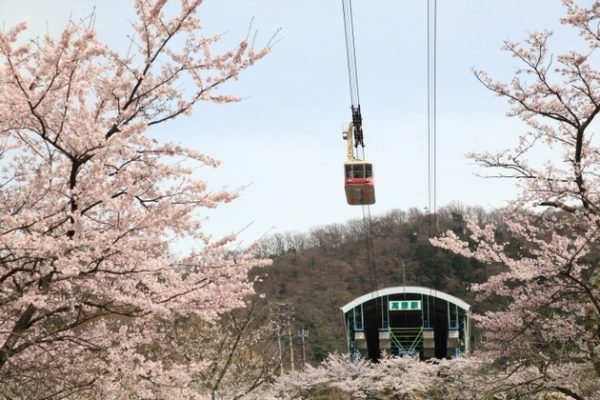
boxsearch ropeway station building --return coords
[341,286,471,360]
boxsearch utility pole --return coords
[287,307,295,372]
[275,303,296,374]
[298,328,309,368]
[275,304,286,376]
[277,325,283,376]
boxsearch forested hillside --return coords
[252,204,503,363]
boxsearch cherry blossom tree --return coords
[0,0,271,398]
[432,1,600,398]
[257,353,447,400]
[168,299,280,400]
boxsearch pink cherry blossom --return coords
[433,1,600,398]
[0,0,271,398]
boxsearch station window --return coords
[380,296,389,330]
[354,305,364,331]
[448,303,459,330]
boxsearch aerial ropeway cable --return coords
[339,0,440,361]
[341,0,380,361]
[427,0,438,236]
[341,0,375,206]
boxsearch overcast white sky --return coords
[1,0,582,244]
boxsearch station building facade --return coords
[341,286,470,360]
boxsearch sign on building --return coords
[389,300,421,311]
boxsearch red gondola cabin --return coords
[344,160,375,205]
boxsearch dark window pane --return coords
[345,165,352,179]
[353,164,364,178]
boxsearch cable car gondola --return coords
[345,159,375,205]
[343,122,375,205]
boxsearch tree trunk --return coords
[0,304,36,370]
